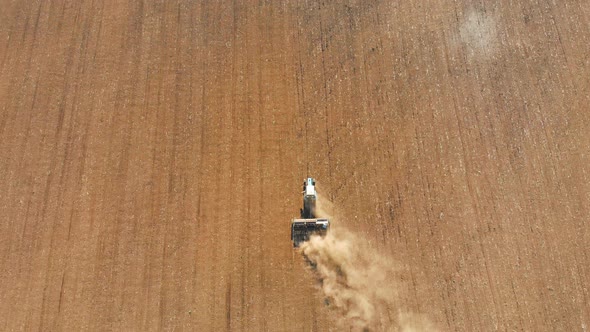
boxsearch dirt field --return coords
[1,1,589,331]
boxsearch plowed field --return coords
[1,1,589,331]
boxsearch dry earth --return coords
[1,0,589,331]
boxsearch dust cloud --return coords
[300,195,434,331]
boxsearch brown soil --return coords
[1,1,589,331]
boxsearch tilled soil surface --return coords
[1,1,589,331]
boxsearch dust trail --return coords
[300,195,434,331]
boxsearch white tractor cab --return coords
[291,178,330,247]
[302,177,317,218]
